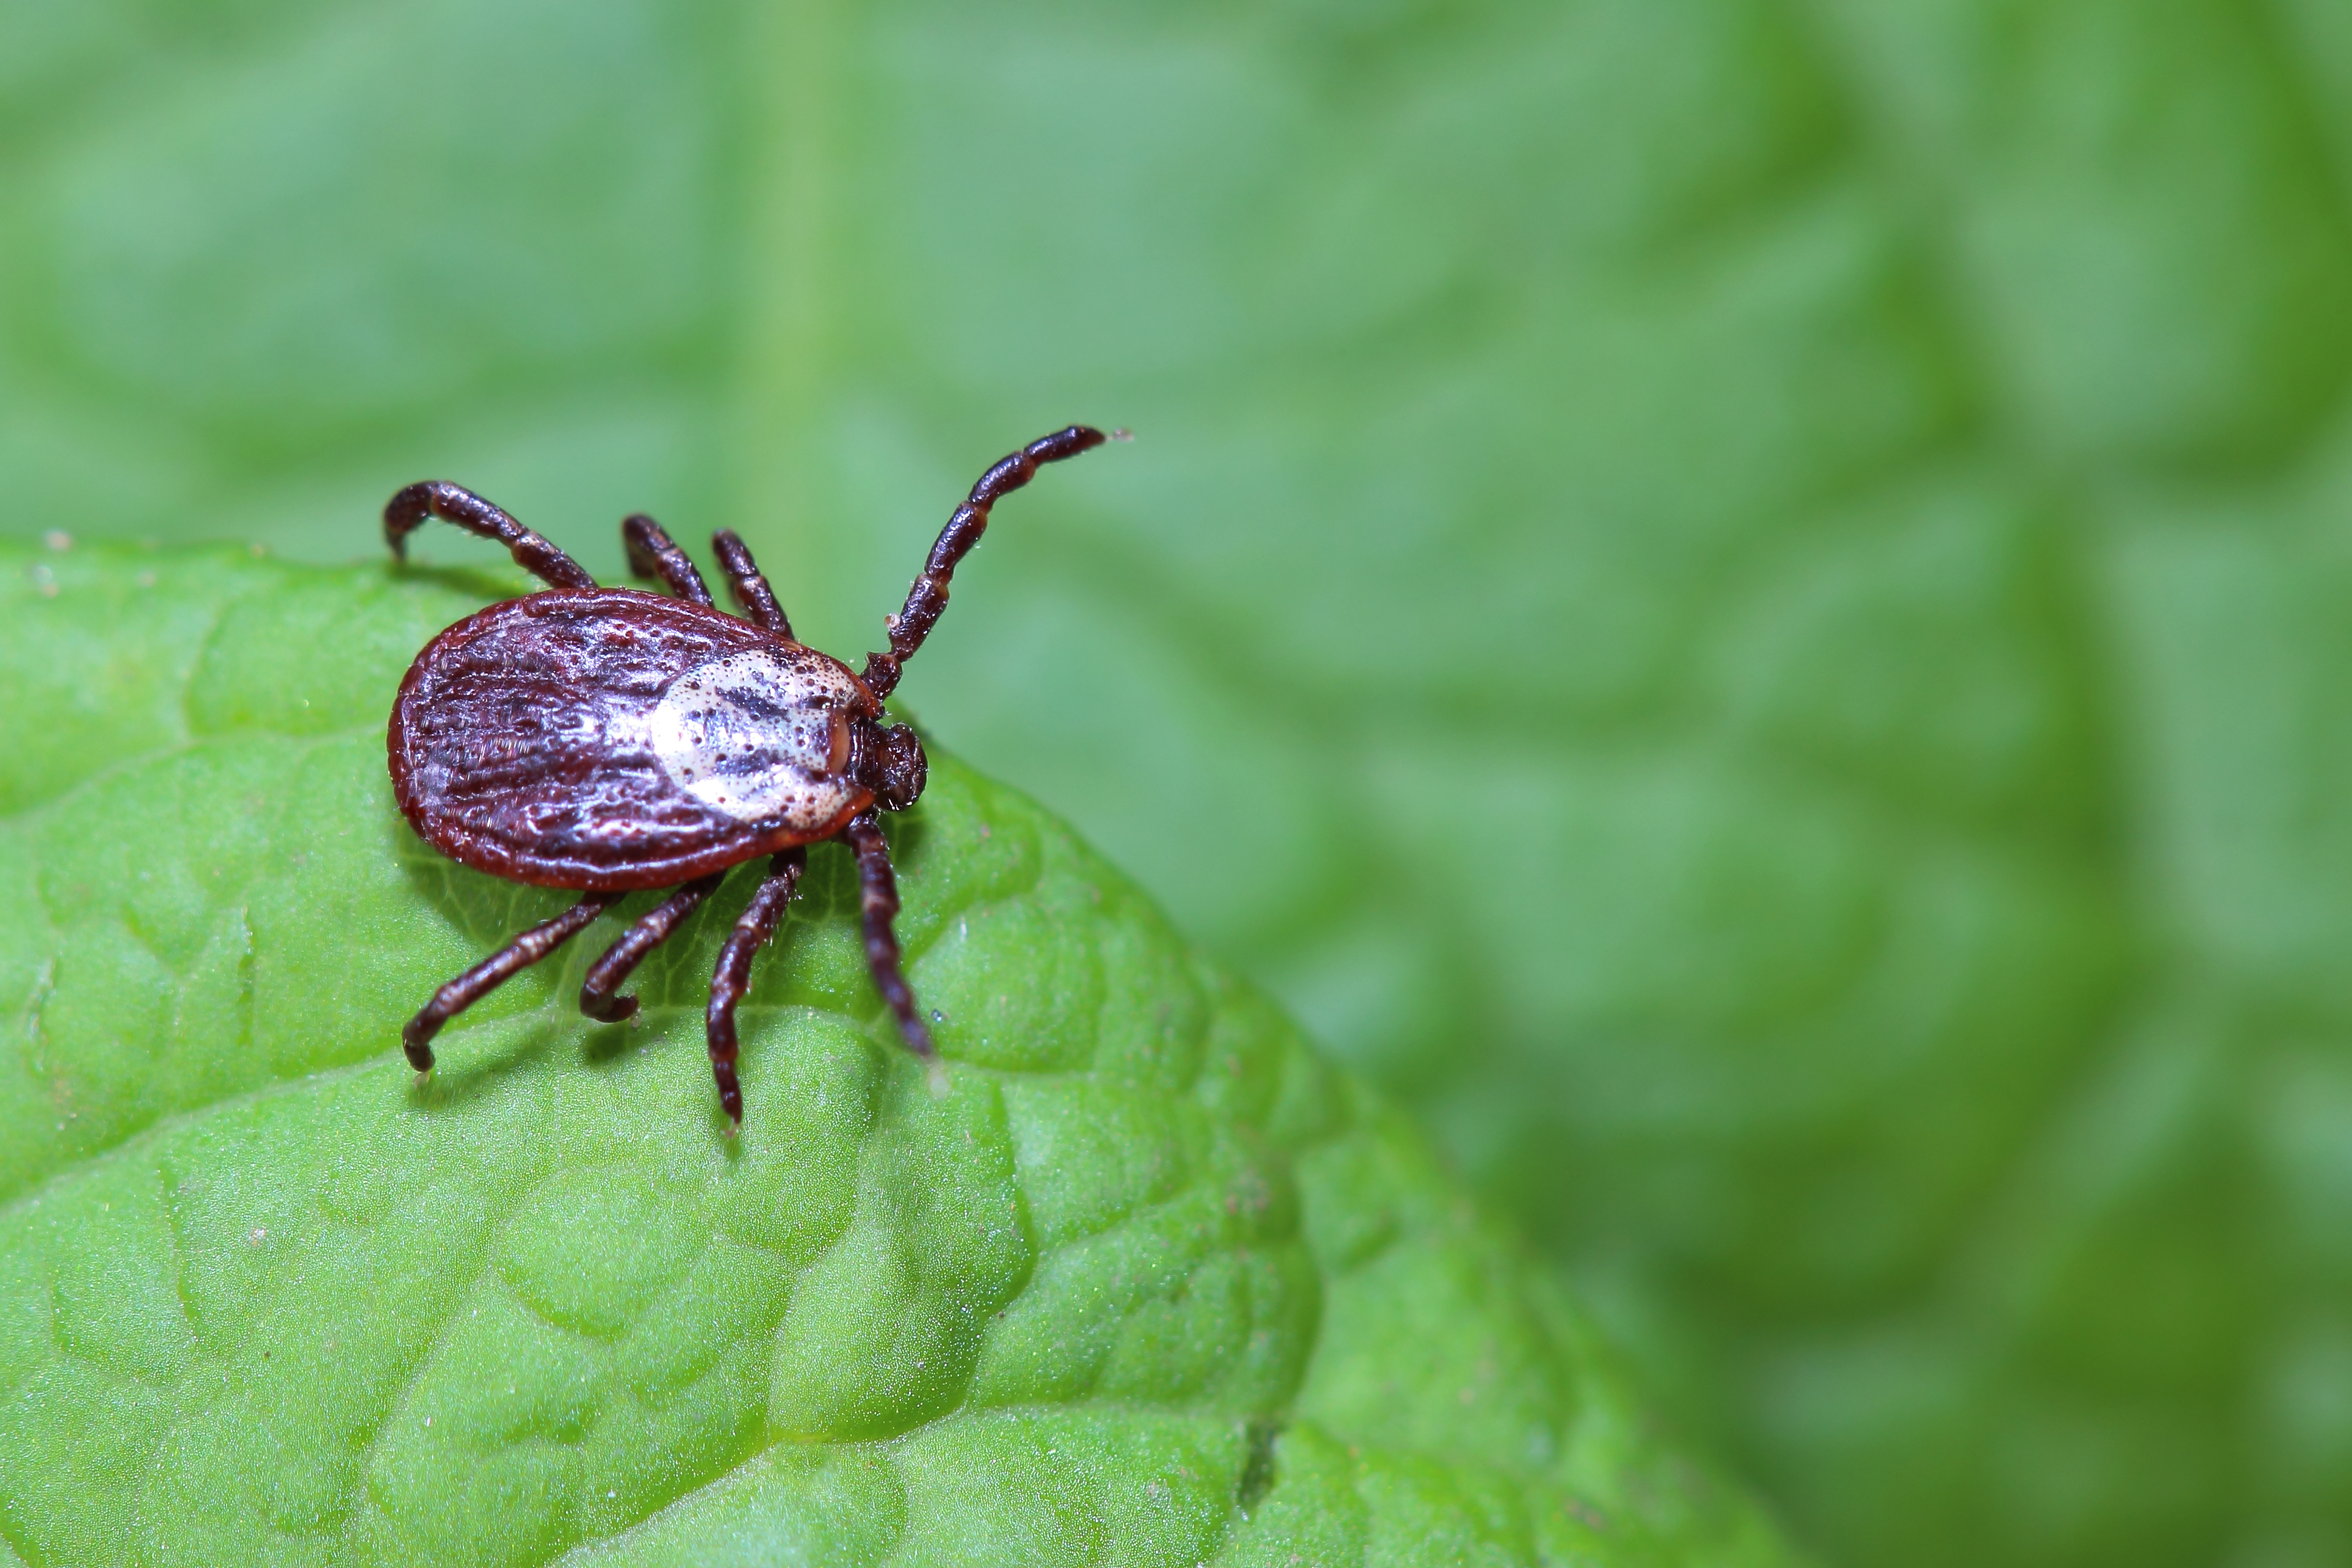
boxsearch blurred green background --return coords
[8,1,2352,1563]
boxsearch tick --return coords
[383,424,1112,1123]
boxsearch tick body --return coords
[383,424,1110,1123]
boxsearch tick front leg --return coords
[841,812,943,1089]
[859,425,1110,700]
[621,514,714,606]
[579,873,725,1022]
[403,892,620,1071]
[704,847,806,1124]
[710,530,793,640]
[383,482,598,590]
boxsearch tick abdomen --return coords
[389,590,878,890]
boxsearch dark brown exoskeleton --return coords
[384,425,1111,1123]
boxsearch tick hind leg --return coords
[383,482,599,590]
[842,812,945,1091]
[621,514,714,606]
[403,892,620,1072]
[579,873,726,1022]
[705,847,807,1124]
[709,531,792,639]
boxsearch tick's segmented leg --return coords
[841,812,940,1085]
[383,482,598,590]
[860,424,1109,700]
[579,873,725,1023]
[710,530,792,640]
[705,847,805,1123]
[621,514,714,606]
[402,893,620,1071]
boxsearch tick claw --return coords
[925,1058,950,1100]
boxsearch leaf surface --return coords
[0,546,1795,1566]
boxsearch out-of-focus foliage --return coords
[4,2,2351,1564]
[0,545,1799,1567]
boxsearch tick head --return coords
[853,717,928,812]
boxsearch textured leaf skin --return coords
[0,545,1796,1566]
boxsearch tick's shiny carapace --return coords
[382,425,1110,1123]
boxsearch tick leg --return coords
[579,873,725,1022]
[710,530,793,640]
[841,812,941,1080]
[383,482,598,590]
[621,514,714,606]
[705,847,806,1123]
[860,425,1111,700]
[402,892,620,1071]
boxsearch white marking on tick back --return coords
[650,648,859,824]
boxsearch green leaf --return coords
[11,3,2352,1564]
[0,543,1796,1566]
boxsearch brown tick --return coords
[384,425,1111,1124]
